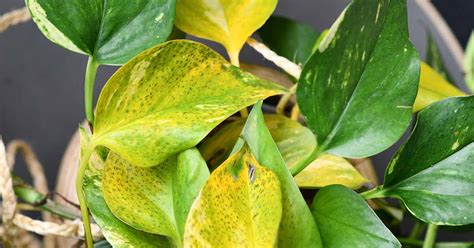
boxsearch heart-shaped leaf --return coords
[200,114,368,189]
[312,185,401,247]
[414,62,465,112]
[102,148,209,245]
[80,128,173,247]
[88,40,286,167]
[379,96,474,225]
[235,102,323,247]
[175,0,277,64]
[183,146,282,247]
[297,0,419,159]
[258,16,320,66]
[27,0,175,65]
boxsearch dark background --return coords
[0,0,473,243]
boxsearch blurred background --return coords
[1,0,473,242]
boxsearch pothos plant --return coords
[23,0,474,247]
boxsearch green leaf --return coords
[175,0,277,63]
[258,16,320,66]
[90,40,286,167]
[382,96,474,225]
[414,62,465,112]
[183,146,282,247]
[102,148,209,245]
[426,33,454,83]
[312,185,401,248]
[297,0,419,158]
[238,102,323,247]
[80,128,173,248]
[464,31,474,93]
[200,114,368,189]
[27,0,175,65]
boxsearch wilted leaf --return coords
[258,16,319,66]
[27,0,175,65]
[102,149,209,245]
[297,0,419,159]
[175,0,277,63]
[312,185,400,247]
[414,62,465,112]
[184,146,282,247]
[89,40,286,167]
[80,128,172,248]
[381,96,474,225]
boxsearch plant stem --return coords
[291,104,300,121]
[409,221,427,240]
[228,49,249,117]
[399,238,423,246]
[276,84,297,115]
[360,186,387,199]
[423,224,439,248]
[84,57,99,126]
[76,147,94,247]
[290,147,321,176]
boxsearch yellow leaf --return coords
[293,154,370,189]
[414,62,466,112]
[175,0,277,65]
[184,147,282,247]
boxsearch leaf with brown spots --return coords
[376,96,474,225]
[183,146,282,247]
[88,40,286,168]
[102,148,209,246]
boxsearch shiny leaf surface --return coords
[312,185,400,248]
[297,0,419,158]
[382,96,474,225]
[27,0,175,65]
[183,146,282,247]
[237,102,323,247]
[90,40,286,167]
[102,149,209,244]
[414,62,465,112]
[175,0,277,62]
[258,16,319,66]
[81,128,172,248]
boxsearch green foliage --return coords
[22,0,474,246]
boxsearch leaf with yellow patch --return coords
[102,148,209,246]
[175,0,277,64]
[88,40,286,168]
[184,146,282,247]
[414,62,466,112]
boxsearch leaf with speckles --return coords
[312,185,401,248]
[414,62,465,112]
[183,146,282,247]
[102,148,209,245]
[175,0,277,63]
[380,96,474,225]
[236,102,322,247]
[27,0,175,65]
[80,128,173,248]
[200,114,368,189]
[90,40,286,168]
[258,16,320,66]
[297,0,419,158]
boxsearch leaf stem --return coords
[276,84,297,115]
[409,221,426,240]
[360,186,387,200]
[290,147,321,176]
[398,238,423,246]
[76,146,94,247]
[84,57,100,126]
[422,224,438,248]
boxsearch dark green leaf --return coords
[297,0,419,158]
[312,185,400,248]
[258,16,319,66]
[237,102,323,247]
[426,33,454,83]
[464,32,474,93]
[27,0,176,65]
[382,96,474,225]
[80,128,173,248]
